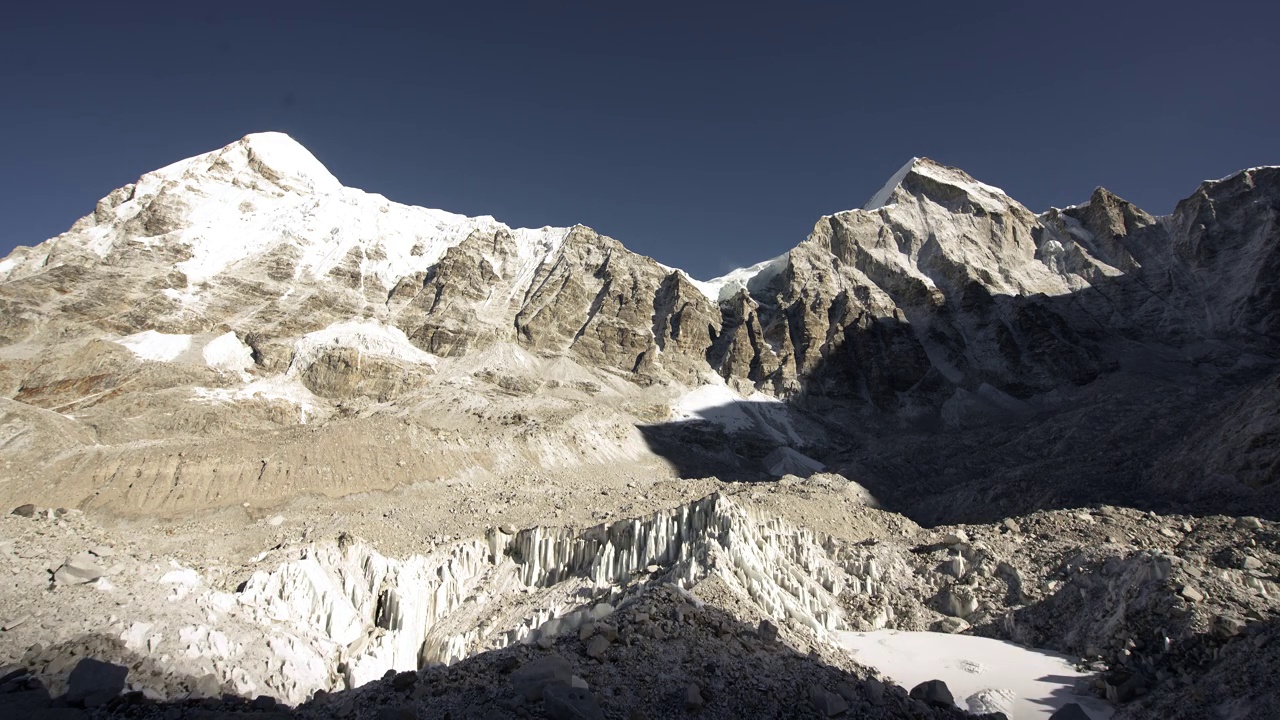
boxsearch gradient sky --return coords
[4,1,1278,278]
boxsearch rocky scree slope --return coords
[0,135,1277,522]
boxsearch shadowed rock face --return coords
[0,135,1277,518]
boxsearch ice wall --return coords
[234,493,889,701]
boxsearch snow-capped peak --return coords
[2,133,570,291]
[862,157,1014,214]
[142,131,341,196]
[237,132,342,194]
[863,157,921,210]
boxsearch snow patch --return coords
[836,630,1112,719]
[192,376,322,424]
[289,320,437,374]
[1208,165,1280,184]
[863,157,921,210]
[202,332,255,376]
[763,447,825,478]
[672,384,752,430]
[162,287,202,306]
[687,254,789,304]
[670,380,804,445]
[115,330,193,362]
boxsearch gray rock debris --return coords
[11,504,36,517]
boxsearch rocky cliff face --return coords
[0,134,1277,518]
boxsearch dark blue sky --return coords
[4,2,1277,278]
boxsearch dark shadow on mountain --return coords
[638,262,1280,526]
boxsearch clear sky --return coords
[4,1,1278,278]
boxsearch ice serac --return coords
[234,495,891,699]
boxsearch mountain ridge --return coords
[0,132,1277,522]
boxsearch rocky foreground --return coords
[1,472,1276,719]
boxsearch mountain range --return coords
[1,132,1276,523]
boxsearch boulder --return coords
[932,617,971,634]
[758,618,779,643]
[0,688,52,715]
[54,554,103,585]
[391,670,416,690]
[909,679,954,708]
[512,655,574,701]
[809,685,849,716]
[864,677,885,705]
[585,635,610,660]
[544,683,605,720]
[1049,703,1093,720]
[11,504,36,517]
[64,658,127,705]
[1236,516,1264,530]
[685,683,705,709]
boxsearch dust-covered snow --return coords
[836,630,1112,719]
